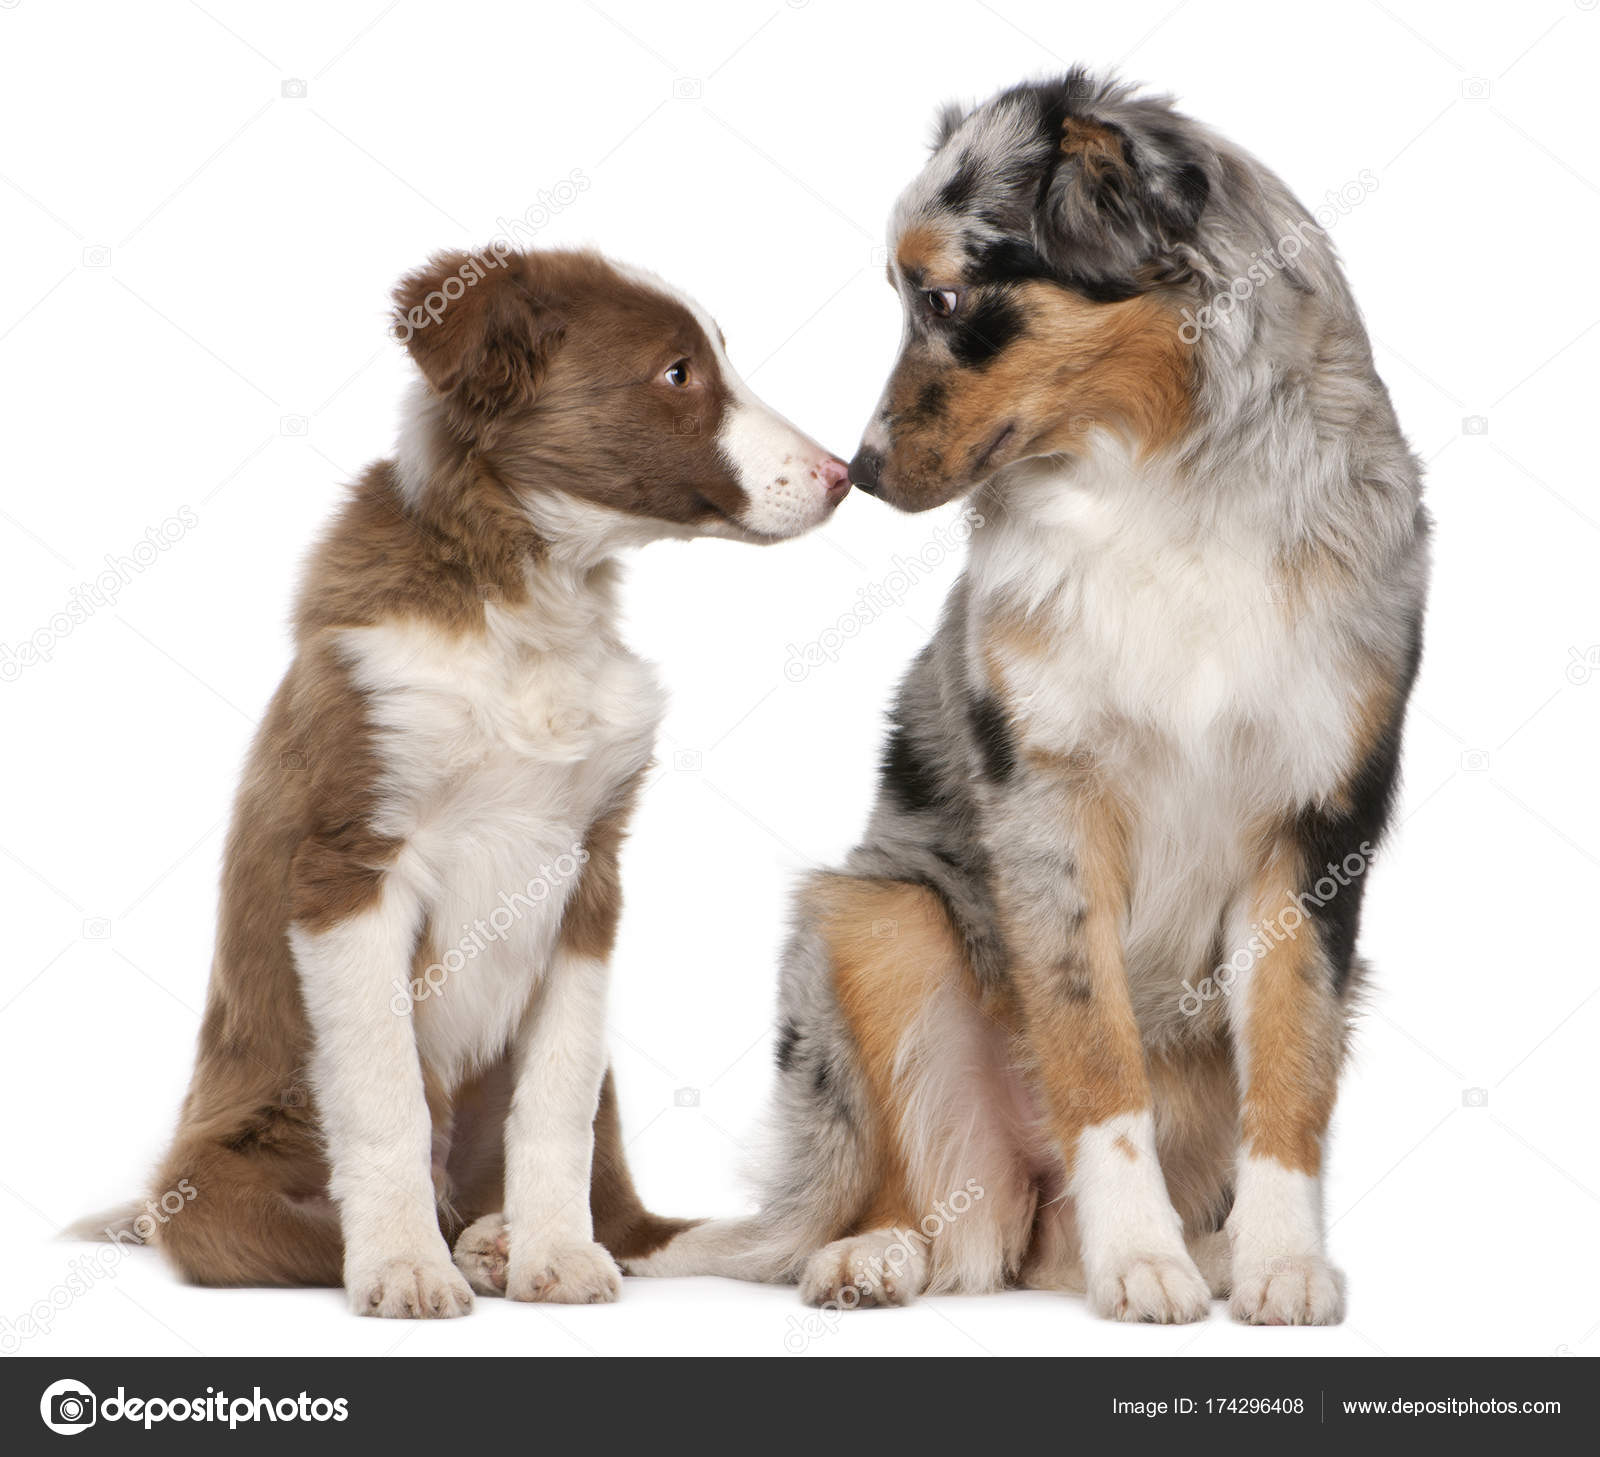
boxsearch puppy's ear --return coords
[391,250,565,429]
[1035,100,1209,301]
[929,99,968,151]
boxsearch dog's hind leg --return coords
[148,1137,344,1287]
[632,874,1031,1305]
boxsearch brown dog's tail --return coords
[61,1200,148,1244]
[590,1070,703,1262]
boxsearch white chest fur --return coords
[972,452,1359,809]
[336,577,665,1078]
[970,452,1366,1023]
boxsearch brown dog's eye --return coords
[664,359,691,387]
[925,289,959,318]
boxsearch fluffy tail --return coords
[620,1216,803,1281]
[61,1200,147,1244]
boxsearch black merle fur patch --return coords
[775,1020,800,1073]
[880,721,944,814]
[951,292,1024,368]
[967,694,1017,783]
[1297,614,1423,992]
[906,378,947,426]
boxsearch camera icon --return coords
[869,245,889,268]
[279,414,309,436]
[673,77,703,101]
[1461,77,1491,101]
[674,416,700,436]
[82,917,111,940]
[674,1087,700,1107]
[1566,646,1600,685]
[673,749,702,772]
[280,1080,309,1109]
[1459,749,1490,773]
[279,750,306,771]
[1264,582,1289,605]
[1462,415,1488,436]
[1462,1087,1489,1108]
[281,78,309,99]
[870,918,898,939]
[81,245,111,268]
[40,1380,97,1433]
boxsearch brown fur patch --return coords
[1060,115,1132,181]
[809,877,980,1234]
[1004,780,1149,1171]
[895,223,961,286]
[813,878,968,1098]
[1237,837,1343,1175]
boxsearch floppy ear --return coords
[391,250,565,430]
[1035,110,1209,300]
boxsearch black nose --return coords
[849,447,883,495]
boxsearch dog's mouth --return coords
[693,493,782,543]
[973,421,1016,476]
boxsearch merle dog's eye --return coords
[664,359,691,387]
[925,289,959,318]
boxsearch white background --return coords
[2,0,1596,1360]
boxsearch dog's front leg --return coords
[994,765,1209,1323]
[293,875,473,1318]
[492,945,620,1303]
[1222,833,1346,1325]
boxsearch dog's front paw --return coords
[506,1241,623,1305]
[798,1231,928,1309]
[1088,1251,1211,1323]
[1230,1254,1344,1325]
[452,1213,510,1296]
[347,1253,474,1319]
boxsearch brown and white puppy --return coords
[631,72,1427,1326]
[93,248,847,1317]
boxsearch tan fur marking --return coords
[895,223,961,283]
[876,282,1192,509]
[1060,115,1131,180]
[814,879,968,1099]
[1005,779,1148,1173]
[811,877,979,1234]
[1238,837,1342,1175]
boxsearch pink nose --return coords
[817,456,850,504]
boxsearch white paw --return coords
[506,1241,623,1305]
[798,1231,928,1309]
[452,1213,510,1296]
[1087,1251,1211,1323]
[347,1253,474,1319]
[1230,1254,1344,1325]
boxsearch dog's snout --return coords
[818,456,850,504]
[849,447,883,496]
